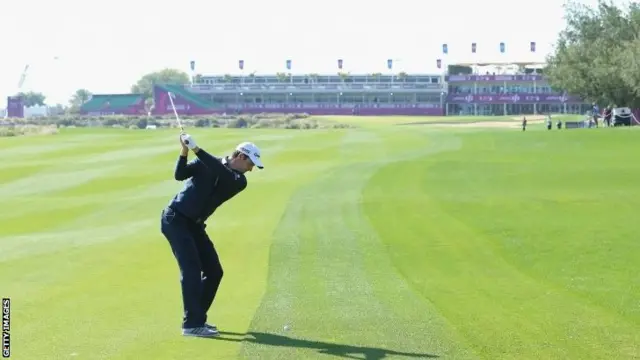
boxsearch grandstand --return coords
[152,73,445,116]
[80,94,145,115]
[4,61,619,118]
[445,61,592,116]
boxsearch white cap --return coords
[236,142,263,169]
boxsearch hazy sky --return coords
[0,0,618,105]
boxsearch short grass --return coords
[0,117,638,359]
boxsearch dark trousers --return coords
[160,207,224,329]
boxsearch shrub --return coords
[0,112,353,131]
[0,124,59,137]
[0,128,17,137]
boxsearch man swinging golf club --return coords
[160,132,263,337]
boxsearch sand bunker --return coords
[509,115,546,121]
[398,115,549,128]
[426,119,544,128]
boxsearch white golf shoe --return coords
[182,326,219,337]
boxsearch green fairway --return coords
[1,119,638,359]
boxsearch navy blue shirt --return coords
[167,149,247,224]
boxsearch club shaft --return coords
[167,92,184,131]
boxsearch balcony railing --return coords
[184,83,444,93]
[225,103,443,109]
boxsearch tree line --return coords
[545,0,640,108]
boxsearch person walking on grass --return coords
[160,132,264,337]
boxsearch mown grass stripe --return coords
[362,129,640,359]
[238,131,472,359]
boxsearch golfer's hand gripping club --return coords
[180,133,198,150]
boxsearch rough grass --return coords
[313,114,585,128]
[1,113,355,132]
[0,119,638,359]
[0,124,59,137]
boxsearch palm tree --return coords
[144,98,155,115]
[276,72,288,83]
[338,72,350,83]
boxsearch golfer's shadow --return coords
[213,331,439,360]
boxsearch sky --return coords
[0,0,619,106]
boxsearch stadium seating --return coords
[81,94,144,113]
[80,97,107,112]
[156,84,216,109]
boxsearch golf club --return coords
[167,91,189,145]
[167,92,184,131]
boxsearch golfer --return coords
[160,133,263,337]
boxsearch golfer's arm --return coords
[174,150,198,180]
[192,147,225,174]
[174,155,189,180]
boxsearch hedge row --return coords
[0,124,59,137]
[1,113,354,130]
